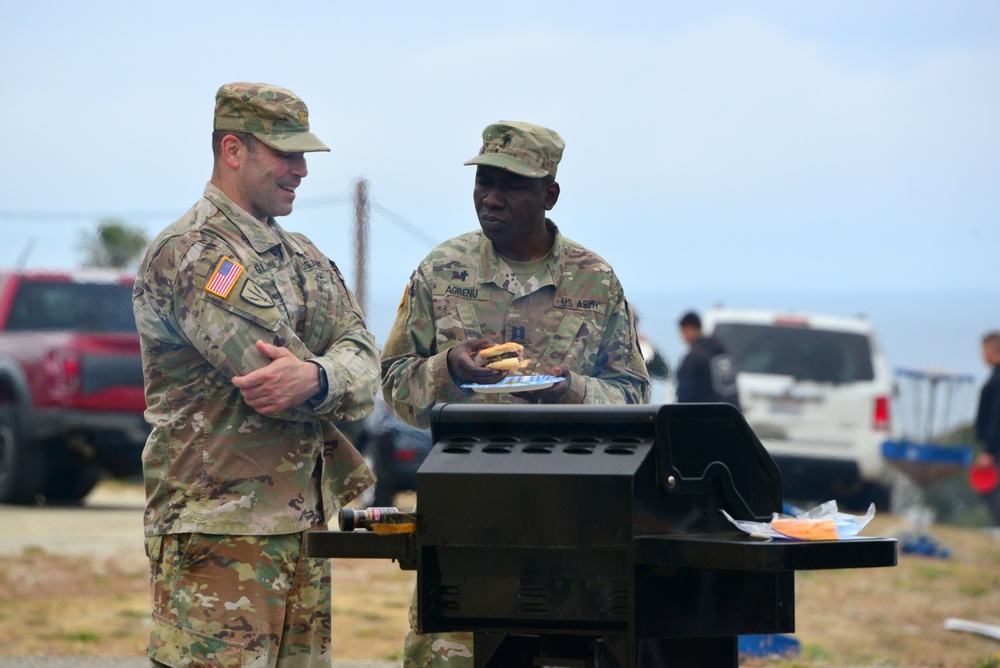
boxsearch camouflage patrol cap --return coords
[464,121,564,178]
[214,82,330,153]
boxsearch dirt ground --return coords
[1,482,999,666]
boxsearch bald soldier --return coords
[133,82,378,668]
[381,121,650,667]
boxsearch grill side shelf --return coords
[635,534,897,571]
[307,531,417,570]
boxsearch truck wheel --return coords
[838,481,893,513]
[0,406,48,504]
[44,461,103,503]
[371,448,397,508]
[358,443,396,508]
[861,482,893,513]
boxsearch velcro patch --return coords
[554,294,606,312]
[440,283,489,300]
[240,279,275,308]
[433,265,489,300]
[205,256,244,299]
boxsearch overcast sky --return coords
[2,2,998,382]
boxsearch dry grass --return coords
[1,512,999,666]
[785,516,1000,667]
[0,548,413,661]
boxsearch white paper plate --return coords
[462,375,565,394]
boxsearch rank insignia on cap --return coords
[205,256,244,299]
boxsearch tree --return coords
[77,218,149,269]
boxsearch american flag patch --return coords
[205,256,244,298]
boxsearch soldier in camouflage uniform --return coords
[133,82,379,668]
[380,121,650,667]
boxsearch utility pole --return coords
[353,178,370,314]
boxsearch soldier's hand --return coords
[447,338,508,385]
[975,452,996,469]
[232,340,321,415]
[513,366,572,404]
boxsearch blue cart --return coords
[883,368,977,556]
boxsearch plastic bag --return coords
[721,500,875,541]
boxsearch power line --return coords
[0,191,441,249]
[371,202,438,248]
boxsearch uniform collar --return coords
[480,219,563,293]
[202,183,306,257]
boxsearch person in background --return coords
[676,310,741,409]
[380,120,650,667]
[974,331,1000,525]
[132,82,379,668]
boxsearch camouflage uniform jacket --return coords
[381,221,650,428]
[133,183,378,537]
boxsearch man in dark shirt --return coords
[675,311,741,409]
[974,331,1000,525]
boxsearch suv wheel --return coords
[0,406,48,504]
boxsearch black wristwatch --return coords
[308,361,328,403]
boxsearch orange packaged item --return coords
[721,500,876,541]
[770,518,839,541]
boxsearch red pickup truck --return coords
[0,268,149,504]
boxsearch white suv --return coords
[700,308,894,510]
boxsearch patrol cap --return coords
[464,121,564,178]
[214,82,330,153]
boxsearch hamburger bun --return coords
[474,342,532,371]
[476,342,523,359]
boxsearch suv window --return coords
[713,323,874,384]
[7,281,137,333]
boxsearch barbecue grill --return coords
[309,403,896,667]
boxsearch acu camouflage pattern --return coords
[381,221,649,429]
[146,531,330,668]
[214,82,330,154]
[133,183,378,537]
[463,120,564,178]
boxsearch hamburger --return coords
[474,342,532,371]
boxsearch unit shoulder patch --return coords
[240,278,275,308]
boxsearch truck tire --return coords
[0,406,48,504]
[838,481,893,513]
[44,460,103,503]
[370,447,397,508]
[860,482,893,513]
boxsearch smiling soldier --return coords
[380,120,650,667]
[132,82,379,668]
